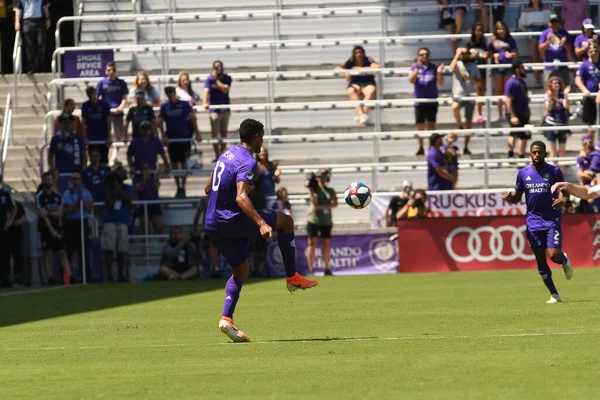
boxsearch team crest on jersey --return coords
[261,208,272,214]
[544,173,550,180]
[246,172,254,180]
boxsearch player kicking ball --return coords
[502,141,573,304]
[204,118,318,342]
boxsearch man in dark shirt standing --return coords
[81,86,112,164]
[0,176,17,287]
[48,112,87,193]
[14,0,50,74]
[126,89,156,139]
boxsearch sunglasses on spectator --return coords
[418,53,429,56]
[583,141,593,145]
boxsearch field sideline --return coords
[1,268,599,399]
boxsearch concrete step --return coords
[0,74,54,85]
[81,30,135,43]
[83,1,133,14]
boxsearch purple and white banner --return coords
[370,190,527,228]
[64,50,114,78]
[266,233,398,277]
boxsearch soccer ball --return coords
[344,182,372,209]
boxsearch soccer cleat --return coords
[286,273,318,293]
[547,294,562,304]
[561,253,573,280]
[219,317,250,342]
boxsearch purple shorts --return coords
[526,226,562,250]
[207,209,278,268]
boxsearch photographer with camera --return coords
[306,169,337,276]
[158,226,202,280]
[101,165,135,282]
[397,189,431,220]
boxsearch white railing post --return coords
[80,198,87,285]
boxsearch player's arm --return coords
[204,172,213,195]
[551,181,600,200]
[434,166,456,183]
[502,189,523,204]
[236,180,272,240]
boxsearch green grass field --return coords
[1,268,600,400]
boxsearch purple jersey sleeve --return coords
[159,103,167,119]
[515,170,524,192]
[430,150,444,169]
[236,158,258,185]
[203,76,212,90]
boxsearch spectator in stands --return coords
[81,86,112,164]
[49,113,87,194]
[574,18,598,60]
[442,132,460,189]
[129,71,160,107]
[81,148,111,203]
[203,60,232,161]
[6,200,27,287]
[96,62,128,141]
[397,189,430,220]
[306,169,337,276]
[466,23,489,123]
[159,86,200,198]
[519,0,552,87]
[539,14,573,86]
[193,196,221,278]
[256,146,281,210]
[489,20,518,120]
[176,71,200,106]
[542,76,571,159]
[14,0,50,74]
[575,44,600,141]
[477,0,508,33]
[561,0,590,31]
[409,48,445,156]
[127,121,171,178]
[53,99,83,138]
[505,60,531,159]
[576,135,595,184]
[440,0,467,52]
[384,180,411,227]
[102,165,135,282]
[62,172,93,283]
[125,89,157,139]
[158,227,201,280]
[0,177,17,287]
[135,162,164,236]
[450,47,479,155]
[273,187,292,216]
[335,45,379,125]
[37,171,71,285]
[427,133,456,191]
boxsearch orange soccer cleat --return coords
[286,273,318,293]
[219,317,250,343]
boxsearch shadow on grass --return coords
[0,279,270,328]
[265,337,378,343]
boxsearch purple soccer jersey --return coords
[427,146,452,191]
[505,76,530,119]
[574,33,592,60]
[159,100,193,138]
[126,136,165,171]
[204,74,232,113]
[539,28,572,70]
[488,36,518,65]
[410,63,439,99]
[515,163,564,232]
[576,59,600,96]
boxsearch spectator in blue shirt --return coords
[128,71,161,107]
[14,0,50,74]
[203,60,232,161]
[102,166,135,282]
[81,148,111,202]
[96,62,128,141]
[81,86,112,164]
[158,86,200,198]
[62,172,94,282]
[127,121,171,177]
[49,113,87,194]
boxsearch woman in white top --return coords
[518,0,552,87]
[128,71,161,106]
[176,71,200,106]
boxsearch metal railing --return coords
[12,31,22,115]
[1,94,13,177]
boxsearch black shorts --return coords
[136,204,163,217]
[168,141,191,164]
[583,97,598,125]
[88,144,109,164]
[307,223,332,239]
[39,228,64,252]
[508,115,531,139]
[415,103,438,124]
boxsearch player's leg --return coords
[528,229,560,302]
[463,102,474,154]
[547,226,573,280]
[42,248,54,284]
[219,113,229,154]
[307,232,318,274]
[517,133,529,158]
[180,265,201,280]
[347,85,364,119]
[58,248,72,285]
[493,74,504,118]
[209,113,221,160]
[159,266,180,280]
[415,106,425,155]
[321,225,333,275]
[452,101,463,128]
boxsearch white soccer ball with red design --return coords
[344,182,372,209]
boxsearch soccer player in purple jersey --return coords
[502,141,574,304]
[205,118,318,342]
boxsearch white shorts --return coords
[101,223,129,253]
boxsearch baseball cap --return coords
[582,135,593,143]
[134,88,146,96]
[140,120,152,130]
[429,132,444,145]
[549,14,559,22]
[583,18,595,30]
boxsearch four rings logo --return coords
[445,226,536,263]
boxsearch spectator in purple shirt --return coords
[81,148,111,203]
[574,18,598,60]
[81,86,112,164]
[96,62,128,141]
[576,135,595,185]
[575,44,600,142]
[203,60,232,161]
[127,121,171,178]
[158,86,201,198]
[505,60,531,159]
[538,14,573,86]
[427,133,456,191]
[335,46,380,125]
[408,47,445,156]
[442,131,460,189]
[542,76,570,159]
[49,113,88,194]
[489,21,518,119]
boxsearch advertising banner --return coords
[64,50,114,78]
[371,190,526,228]
[266,233,398,276]
[397,214,597,273]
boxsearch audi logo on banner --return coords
[445,225,536,263]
